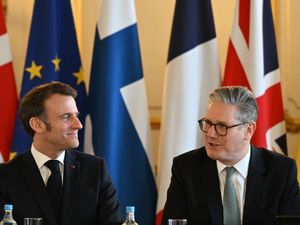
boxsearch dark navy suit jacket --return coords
[0,150,121,225]
[161,146,300,225]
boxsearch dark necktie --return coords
[45,160,63,224]
[223,166,241,225]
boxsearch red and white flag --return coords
[156,0,221,224]
[0,1,18,162]
[222,0,287,154]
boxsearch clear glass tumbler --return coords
[168,219,187,225]
[23,218,43,225]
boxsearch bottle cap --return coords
[126,206,135,213]
[4,204,13,210]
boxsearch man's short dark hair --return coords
[19,81,78,137]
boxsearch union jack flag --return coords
[222,0,287,154]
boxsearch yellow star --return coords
[9,151,17,160]
[73,67,85,85]
[25,61,43,80]
[52,56,61,72]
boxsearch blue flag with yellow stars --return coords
[12,0,86,155]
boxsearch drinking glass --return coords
[168,219,187,225]
[23,218,43,225]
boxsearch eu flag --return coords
[12,0,87,154]
[85,0,157,224]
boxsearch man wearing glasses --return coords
[161,86,300,225]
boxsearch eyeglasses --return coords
[198,118,247,136]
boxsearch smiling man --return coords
[161,86,300,225]
[0,82,121,225]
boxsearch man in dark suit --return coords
[161,86,300,225]
[0,82,121,225]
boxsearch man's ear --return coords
[29,117,47,133]
[245,122,256,140]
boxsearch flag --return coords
[156,0,221,224]
[297,143,300,182]
[85,0,157,224]
[0,0,17,162]
[222,0,287,154]
[11,0,87,154]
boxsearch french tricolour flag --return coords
[156,0,221,224]
[85,0,157,225]
[222,0,287,154]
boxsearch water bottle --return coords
[0,204,17,225]
[122,206,138,225]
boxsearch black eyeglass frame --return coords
[198,118,247,136]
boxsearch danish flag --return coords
[0,1,17,162]
[222,0,287,154]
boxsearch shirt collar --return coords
[217,145,251,179]
[31,145,65,169]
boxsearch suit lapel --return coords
[243,146,265,225]
[203,156,223,225]
[60,150,80,225]
[19,151,57,225]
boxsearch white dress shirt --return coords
[31,145,65,185]
[217,146,251,224]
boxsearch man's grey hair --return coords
[208,86,258,123]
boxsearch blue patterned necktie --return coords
[223,166,241,225]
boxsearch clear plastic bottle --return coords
[0,204,17,225]
[122,206,138,225]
